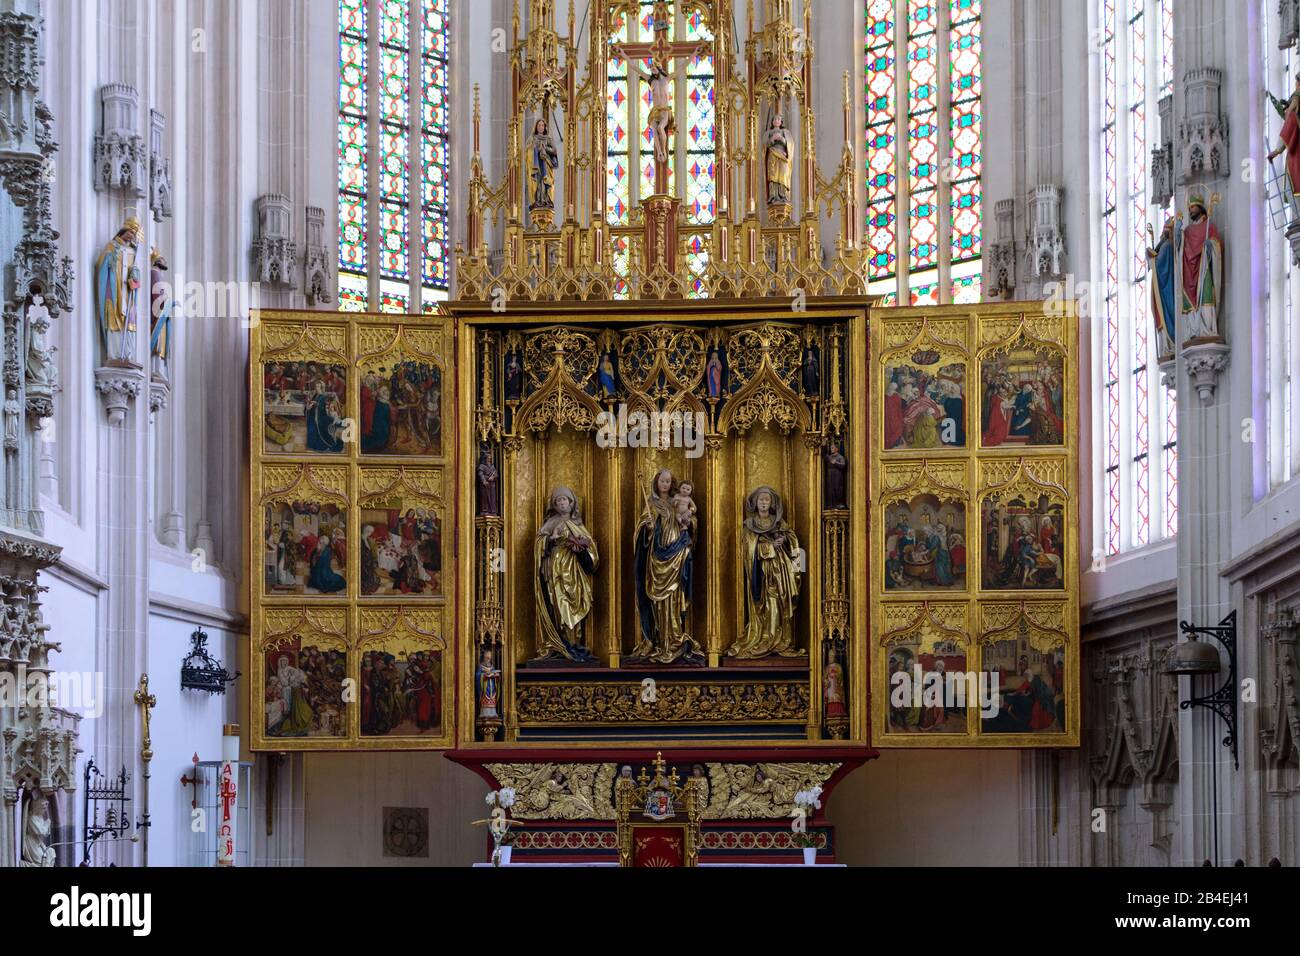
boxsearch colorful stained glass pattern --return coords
[338,0,450,311]
[865,0,898,281]
[949,0,982,263]
[421,0,450,294]
[866,1,982,301]
[685,14,715,226]
[338,0,368,304]
[607,15,630,225]
[906,3,939,273]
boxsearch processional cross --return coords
[614,0,710,195]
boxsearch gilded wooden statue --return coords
[630,469,705,665]
[729,486,804,659]
[534,486,599,663]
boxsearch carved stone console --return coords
[94,365,145,426]
[1183,339,1230,406]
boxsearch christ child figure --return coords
[671,480,697,532]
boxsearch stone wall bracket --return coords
[1182,339,1230,405]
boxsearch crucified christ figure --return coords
[613,40,711,166]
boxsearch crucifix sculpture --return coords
[613,1,710,195]
[133,673,156,763]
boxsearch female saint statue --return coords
[765,112,793,209]
[25,293,55,392]
[728,486,804,659]
[530,117,559,210]
[534,486,599,663]
[631,468,704,665]
[21,791,56,867]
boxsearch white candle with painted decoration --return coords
[217,724,240,866]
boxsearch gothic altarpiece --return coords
[248,0,1080,863]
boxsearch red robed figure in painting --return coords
[982,389,1011,446]
[883,381,904,448]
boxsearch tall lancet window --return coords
[605,1,716,297]
[864,0,983,307]
[338,0,450,314]
[1097,0,1176,556]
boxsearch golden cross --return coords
[134,673,156,763]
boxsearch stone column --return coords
[1170,0,1237,868]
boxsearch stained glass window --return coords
[865,0,982,305]
[605,3,716,299]
[1096,0,1176,554]
[338,0,449,314]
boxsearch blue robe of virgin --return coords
[941,394,964,445]
[306,393,343,452]
[931,529,953,586]
[1009,390,1034,437]
[308,541,346,593]
[633,520,693,648]
[1152,231,1177,355]
[362,398,391,452]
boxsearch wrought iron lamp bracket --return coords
[1177,611,1239,770]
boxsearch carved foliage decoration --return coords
[483,761,841,822]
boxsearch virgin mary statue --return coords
[534,487,599,663]
[728,486,804,659]
[631,468,705,665]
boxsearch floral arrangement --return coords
[793,786,823,811]
[791,785,823,851]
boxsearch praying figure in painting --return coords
[533,486,599,663]
[1146,218,1177,361]
[530,116,559,210]
[1179,193,1224,342]
[94,214,144,367]
[1268,73,1300,217]
[728,486,804,659]
[631,468,705,665]
[765,111,793,210]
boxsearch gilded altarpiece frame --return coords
[451,301,870,751]
[250,312,456,751]
[870,303,1080,747]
